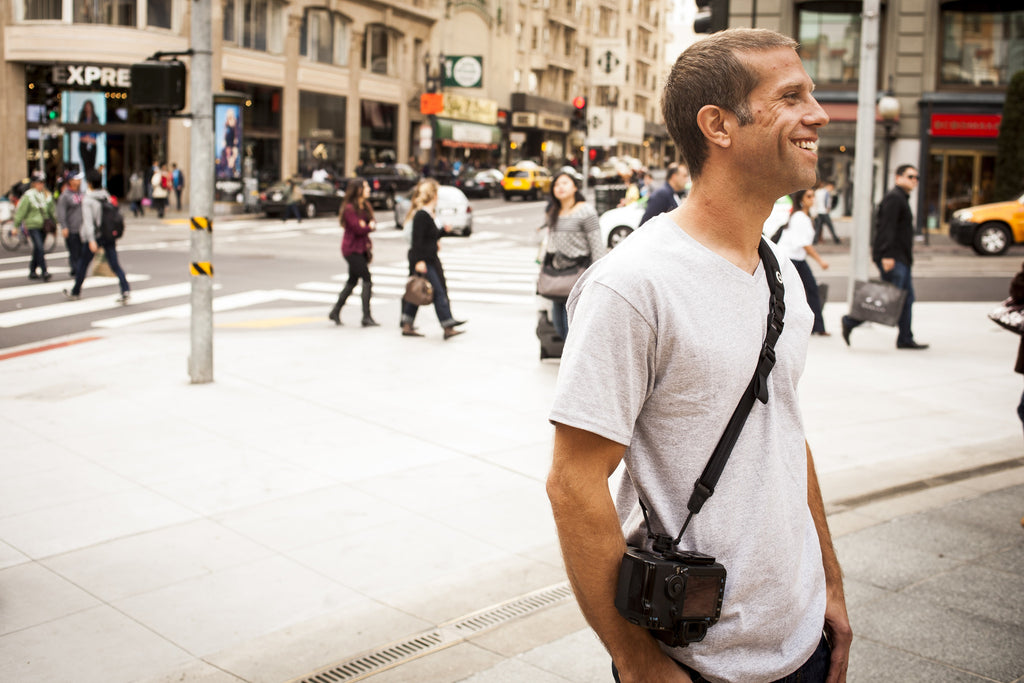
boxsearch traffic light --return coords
[129,60,187,112]
[694,0,729,34]
[43,85,60,122]
[572,96,588,133]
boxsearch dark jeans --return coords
[551,300,569,340]
[284,203,303,221]
[28,228,48,276]
[174,188,183,210]
[612,635,831,683]
[155,197,167,218]
[71,239,130,296]
[813,214,840,244]
[844,260,916,346]
[66,232,83,276]
[1018,383,1024,433]
[331,252,373,319]
[792,259,826,334]
[401,262,456,328]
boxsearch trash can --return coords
[594,184,628,215]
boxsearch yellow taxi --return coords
[501,164,552,201]
[949,193,1024,255]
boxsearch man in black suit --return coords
[640,163,690,225]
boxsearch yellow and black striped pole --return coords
[190,208,214,383]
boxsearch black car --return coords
[455,168,503,198]
[259,179,343,219]
[357,163,419,210]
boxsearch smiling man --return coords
[547,29,852,683]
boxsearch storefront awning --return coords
[435,118,502,150]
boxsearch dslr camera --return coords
[614,538,726,647]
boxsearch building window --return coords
[797,1,864,87]
[300,8,349,65]
[223,0,284,53]
[940,2,1024,87]
[363,24,395,75]
[74,0,136,26]
[24,0,61,20]
[148,0,171,28]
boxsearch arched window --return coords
[300,8,349,65]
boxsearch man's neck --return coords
[672,180,772,274]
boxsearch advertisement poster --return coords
[215,103,242,179]
[62,91,106,174]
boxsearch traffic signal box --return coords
[43,85,60,121]
[129,60,187,112]
[572,96,588,133]
[694,0,729,34]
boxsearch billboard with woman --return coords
[62,91,106,174]
[215,103,242,179]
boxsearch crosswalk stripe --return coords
[295,281,535,306]
[0,274,151,301]
[93,289,280,328]
[0,266,70,280]
[0,282,196,328]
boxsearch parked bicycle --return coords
[0,200,57,253]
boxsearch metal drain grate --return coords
[289,582,573,683]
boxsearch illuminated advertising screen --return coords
[215,103,242,179]
[62,91,107,175]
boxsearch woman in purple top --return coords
[329,178,378,327]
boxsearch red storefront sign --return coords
[929,113,1002,138]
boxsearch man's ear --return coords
[696,105,733,150]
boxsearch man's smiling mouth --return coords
[794,140,818,151]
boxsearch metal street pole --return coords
[189,0,214,383]
[848,0,881,302]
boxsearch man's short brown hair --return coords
[661,29,799,181]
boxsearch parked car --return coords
[598,196,648,248]
[949,193,1024,255]
[259,179,343,218]
[357,163,420,210]
[455,168,503,198]
[502,165,552,201]
[393,185,473,237]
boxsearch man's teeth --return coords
[795,140,818,151]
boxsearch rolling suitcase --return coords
[536,310,564,360]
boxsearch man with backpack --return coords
[63,169,129,303]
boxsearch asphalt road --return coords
[1,194,1021,351]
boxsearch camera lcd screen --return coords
[681,575,721,617]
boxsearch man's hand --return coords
[414,260,427,274]
[89,240,98,254]
[824,591,852,683]
[62,227,69,238]
[616,655,694,683]
[881,257,895,272]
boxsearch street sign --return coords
[39,124,65,137]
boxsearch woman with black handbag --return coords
[400,178,466,339]
[329,178,378,326]
[541,171,605,340]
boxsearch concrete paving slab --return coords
[457,657,575,682]
[0,561,100,634]
[354,641,504,683]
[849,638,993,683]
[515,628,612,682]
[902,564,1024,626]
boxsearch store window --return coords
[224,80,283,185]
[298,91,346,177]
[148,0,171,28]
[300,8,349,66]
[797,1,866,87]
[24,0,61,20]
[940,1,1024,87]
[74,0,136,25]
[360,100,397,162]
[363,24,395,75]
[222,0,284,53]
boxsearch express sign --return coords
[52,65,132,88]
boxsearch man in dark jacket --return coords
[842,164,928,349]
[640,163,690,225]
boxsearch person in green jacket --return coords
[13,171,56,282]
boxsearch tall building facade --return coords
[724,0,1020,232]
[1,0,675,199]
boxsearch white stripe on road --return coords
[93,289,282,328]
[0,282,196,328]
[0,274,151,301]
[296,281,535,306]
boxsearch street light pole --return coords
[878,78,900,190]
[189,0,214,383]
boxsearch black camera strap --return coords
[641,238,786,553]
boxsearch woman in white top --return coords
[778,188,830,336]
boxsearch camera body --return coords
[614,543,726,647]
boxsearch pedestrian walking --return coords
[171,162,185,211]
[283,179,303,222]
[812,180,840,244]
[1008,262,1024,433]
[329,178,379,327]
[841,165,928,349]
[63,169,129,303]
[640,163,689,225]
[55,172,85,278]
[778,188,830,335]
[543,171,605,341]
[13,171,55,282]
[151,163,169,218]
[546,29,850,683]
[126,169,145,217]
[400,178,466,339]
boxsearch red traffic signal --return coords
[572,96,587,110]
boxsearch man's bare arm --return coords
[805,442,853,683]
[547,423,691,683]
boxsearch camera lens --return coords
[665,574,685,600]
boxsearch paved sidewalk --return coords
[0,293,1022,683]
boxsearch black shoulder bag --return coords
[614,238,786,648]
